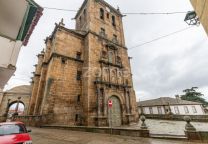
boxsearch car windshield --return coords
[0,124,26,136]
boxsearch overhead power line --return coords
[123,12,187,15]
[43,7,187,15]
[43,7,77,12]
[129,26,194,50]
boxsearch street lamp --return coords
[184,11,200,25]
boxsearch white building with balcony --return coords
[0,0,43,89]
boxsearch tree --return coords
[180,87,208,106]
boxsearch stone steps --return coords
[150,133,187,140]
[41,125,150,137]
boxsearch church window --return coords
[75,114,79,122]
[61,58,66,64]
[77,71,82,80]
[100,8,104,20]
[107,13,109,19]
[76,52,81,60]
[112,15,116,26]
[77,95,81,103]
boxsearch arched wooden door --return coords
[108,96,122,127]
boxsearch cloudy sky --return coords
[5,0,208,102]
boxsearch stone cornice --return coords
[87,31,128,50]
[99,60,123,68]
[94,80,132,89]
[42,52,84,66]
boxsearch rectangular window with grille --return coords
[192,106,197,113]
[174,106,180,114]
[149,107,153,114]
[157,107,162,114]
[184,106,189,113]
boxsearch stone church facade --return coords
[28,0,138,126]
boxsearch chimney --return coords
[175,95,181,102]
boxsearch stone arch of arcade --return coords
[0,85,31,121]
[8,100,26,115]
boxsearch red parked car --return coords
[0,121,32,144]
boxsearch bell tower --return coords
[75,0,138,126]
[75,0,125,47]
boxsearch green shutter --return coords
[16,0,38,41]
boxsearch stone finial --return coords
[59,18,65,26]
[175,95,181,102]
[140,115,148,129]
[117,6,120,12]
[184,116,196,131]
[41,49,45,54]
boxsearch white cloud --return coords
[5,0,208,102]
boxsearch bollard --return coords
[184,116,201,140]
[140,115,148,129]
[184,116,196,131]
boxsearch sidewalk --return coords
[30,127,205,144]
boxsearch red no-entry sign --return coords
[108,100,113,108]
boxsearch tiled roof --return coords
[6,85,31,93]
[137,97,202,106]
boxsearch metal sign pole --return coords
[110,108,112,134]
[108,100,113,135]
[108,107,110,133]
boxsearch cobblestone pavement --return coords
[29,127,205,144]
[131,119,208,135]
